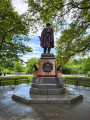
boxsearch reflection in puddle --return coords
[13,85,81,101]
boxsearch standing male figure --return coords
[39,23,54,54]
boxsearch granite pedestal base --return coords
[30,88,65,95]
[31,77,63,89]
[12,85,83,104]
[30,77,65,95]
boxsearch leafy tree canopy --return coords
[61,58,90,74]
[14,62,24,72]
[81,57,90,73]
[28,0,90,64]
[0,0,32,65]
[25,57,40,74]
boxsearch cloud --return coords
[12,0,28,14]
[33,51,42,53]
[26,42,43,51]
[12,0,61,43]
[24,36,43,52]
[26,43,40,48]
[20,54,41,63]
[12,0,56,63]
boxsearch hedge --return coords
[62,76,90,87]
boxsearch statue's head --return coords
[46,23,50,27]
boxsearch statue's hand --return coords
[38,36,41,40]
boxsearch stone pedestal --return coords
[37,54,57,77]
[12,53,83,104]
[30,53,65,95]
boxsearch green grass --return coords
[0,76,33,86]
[0,75,90,87]
[62,76,90,87]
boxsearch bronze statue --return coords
[39,23,54,54]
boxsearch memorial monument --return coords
[12,23,83,104]
[30,23,65,95]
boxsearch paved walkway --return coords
[0,84,90,120]
[1,74,87,77]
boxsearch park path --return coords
[0,74,87,77]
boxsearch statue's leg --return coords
[48,48,51,54]
[44,48,47,53]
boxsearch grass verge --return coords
[62,76,90,87]
[0,76,90,87]
[0,76,33,86]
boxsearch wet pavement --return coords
[12,85,83,104]
[0,83,90,120]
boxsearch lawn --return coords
[0,76,33,86]
[0,75,90,87]
[62,76,90,87]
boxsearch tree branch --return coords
[61,8,72,17]
[76,42,90,52]
[0,27,16,51]
[81,21,90,28]
[71,2,90,9]
[78,24,90,36]
[6,27,16,34]
[67,42,90,58]
[0,34,6,51]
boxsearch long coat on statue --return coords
[40,26,54,48]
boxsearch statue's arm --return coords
[38,36,41,41]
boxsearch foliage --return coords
[0,76,32,80]
[56,33,90,65]
[1,68,11,74]
[0,57,89,75]
[0,59,17,74]
[61,58,90,74]
[28,0,90,64]
[62,59,80,74]
[25,57,40,74]
[14,62,24,72]
[62,76,90,87]
[0,0,32,65]
[62,66,72,74]
[0,76,33,86]
[81,58,90,73]
[4,59,14,70]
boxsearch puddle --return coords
[13,85,81,101]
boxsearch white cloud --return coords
[26,43,40,48]
[12,0,61,42]
[12,0,28,14]
[12,0,58,63]
[33,51,42,53]
[20,54,41,63]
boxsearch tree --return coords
[81,58,90,74]
[4,59,14,70]
[14,62,23,72]
[61,58,90,74]
[0,0,32,65]
[28,0,90,64]
[62,59,81,74]
[25,57,39,74]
